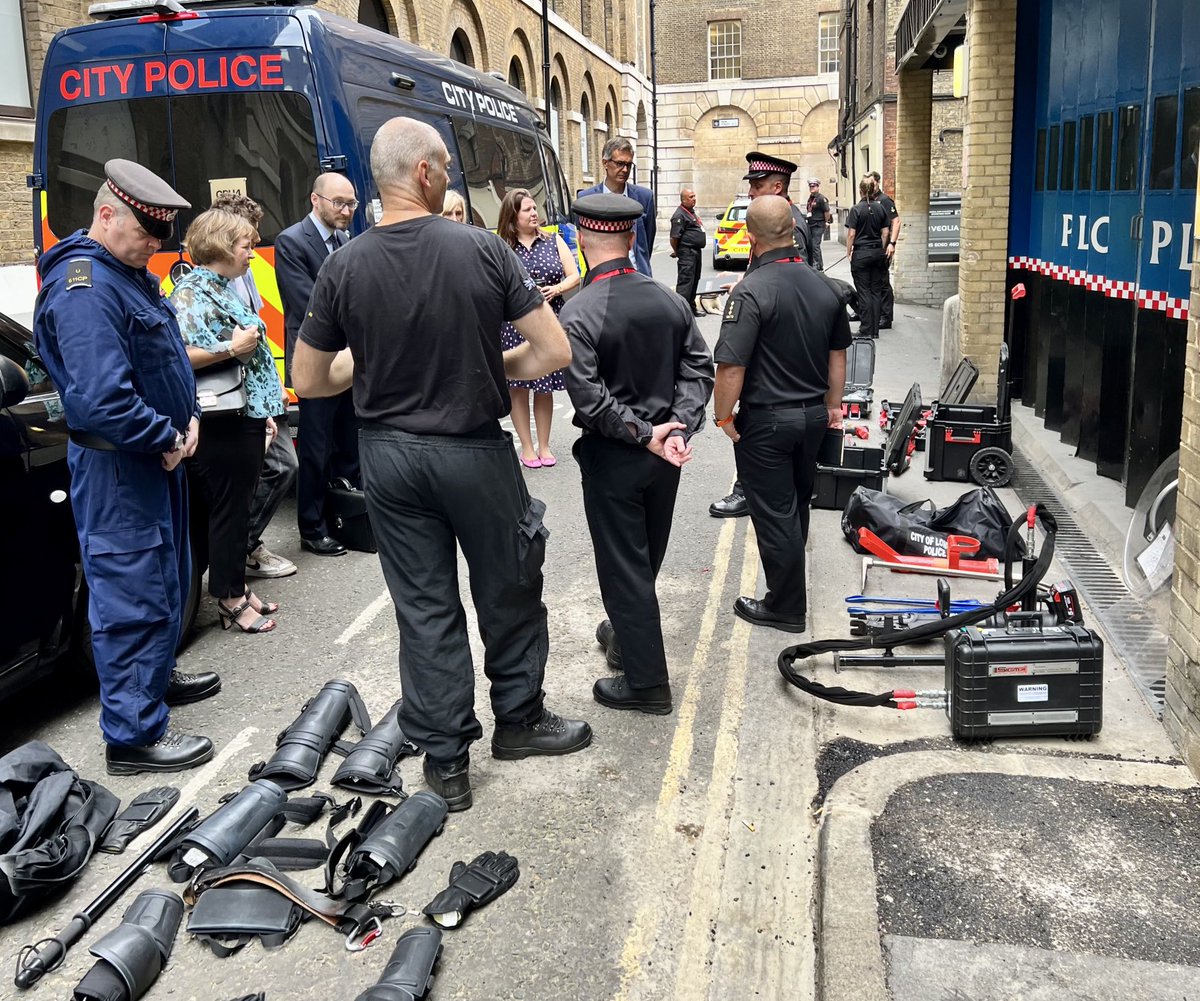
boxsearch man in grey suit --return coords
[275,172,360,556]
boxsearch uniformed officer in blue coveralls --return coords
[35,160,221,775]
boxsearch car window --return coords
[728,205,748,222]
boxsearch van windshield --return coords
[451,117,548,229]
[45,91,319,246]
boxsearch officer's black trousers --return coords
[733,404,828,616]
[809,226,826,271]
[296,389,360,539]
[675,246,702,308]
[186,414,266,601]
[850,245,888,337]
[574,435,681,689]
[359,423,548,765]
[881,254,895,324]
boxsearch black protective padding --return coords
[98,786,180,854]
[77,889,182,1001]
[353,927,443,1001]
[331,699,418,796]
[339,792,448,902]
[169,780,287,882]
[249,680,371,791]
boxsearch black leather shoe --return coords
[733,596,806,633]
[422,755,472,812]
[879,321,893,330]
[709,490,749,518]
[492,709,593,760]
[301,535,347,557]
[593,676,672,715]
[165,669,221,706]
[105,730,214,776]
[594,619,623,671]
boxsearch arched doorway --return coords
[450,29,474,67]
[692,106,759,216]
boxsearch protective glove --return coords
[97,786,180,854]
[421,851,519,928]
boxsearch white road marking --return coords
[337,590,392,645]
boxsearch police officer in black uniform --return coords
[561,194,713,715]
[708,151,813,520]
[869,171,900,328]
[805,177,832,271]
[669,188,707,316]
[713,195,850,632]
[35,160,220,773]
[846,175,892,339]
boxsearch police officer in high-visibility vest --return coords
[561,193,713,715]
[34,159,219,774]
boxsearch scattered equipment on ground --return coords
[71,889,183,1001]
[842,336,876,420]
[924,343,1015,487]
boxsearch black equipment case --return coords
[841,337,876,420]
[925,344,1014,487]
[945,617,1104,740]
[325,478,377,553]
[812,428,885,510]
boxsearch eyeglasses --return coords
[606,159,634,171]
[316,193,359,212]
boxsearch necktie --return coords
[327,233,341,254]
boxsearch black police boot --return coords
[733,596,806,633]
[595,619,623,671]
[165,669,221,706]
[422,755,472,813]
[491,709,593,760]
[709,488,749,518]
[593,676,672,715]
[105,729,214,776]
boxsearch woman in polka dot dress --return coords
[498,188,580,468]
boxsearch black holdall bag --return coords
[325,477,376,553]
[841,485,1024,561]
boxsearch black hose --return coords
[777,505,1058,705]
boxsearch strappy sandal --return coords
[244,588,280,615]
[218,598,277,634]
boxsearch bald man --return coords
[712,195,850,633]
[276,171,362,556]
[669,188,706,315]
[292,117,592,811]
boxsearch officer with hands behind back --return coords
[561,193,714,716]
[33,159,220,774]
[712,195,850,634]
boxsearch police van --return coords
[30,0,576,385]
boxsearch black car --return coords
[0,311,200,699]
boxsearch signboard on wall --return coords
[929,195,961,263]
[713,118,740,128]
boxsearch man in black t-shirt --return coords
[713,195,851,633]
[669,188,707,315]
[292,117,592,812]
[869,171,900,327]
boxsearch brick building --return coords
[651,0,841,223]
[0,0,653,316]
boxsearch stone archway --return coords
[386,0,418,42]
[446,0,489,72]
[510,28,536,101]
[692,106,759,216]
[798,99,840,185]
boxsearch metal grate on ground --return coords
[1012,448,1168,718]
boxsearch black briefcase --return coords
[325,478,376,553]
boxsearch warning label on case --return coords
[1016,683,1049,703]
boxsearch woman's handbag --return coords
[195,357,248,418]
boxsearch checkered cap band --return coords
[107,179,179,223]
[578,216,636,232]
[748,159,791,175]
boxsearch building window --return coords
[450,29,474,69]
[818,12,840,74]
[357,0,394,34]
[708,21,741,81]
[508,57,526,94]
[580,94,592,176]
[0,0,32,116]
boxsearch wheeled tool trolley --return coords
[924,344,1014,487]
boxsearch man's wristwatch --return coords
[713,413,735,428]
[168,430,187,453]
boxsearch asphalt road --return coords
[0,252,826,1001]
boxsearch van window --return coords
[45,91,320,245]
[541,143,569,220]
[451,118,546,229]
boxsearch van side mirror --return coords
[0,356,30,409]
